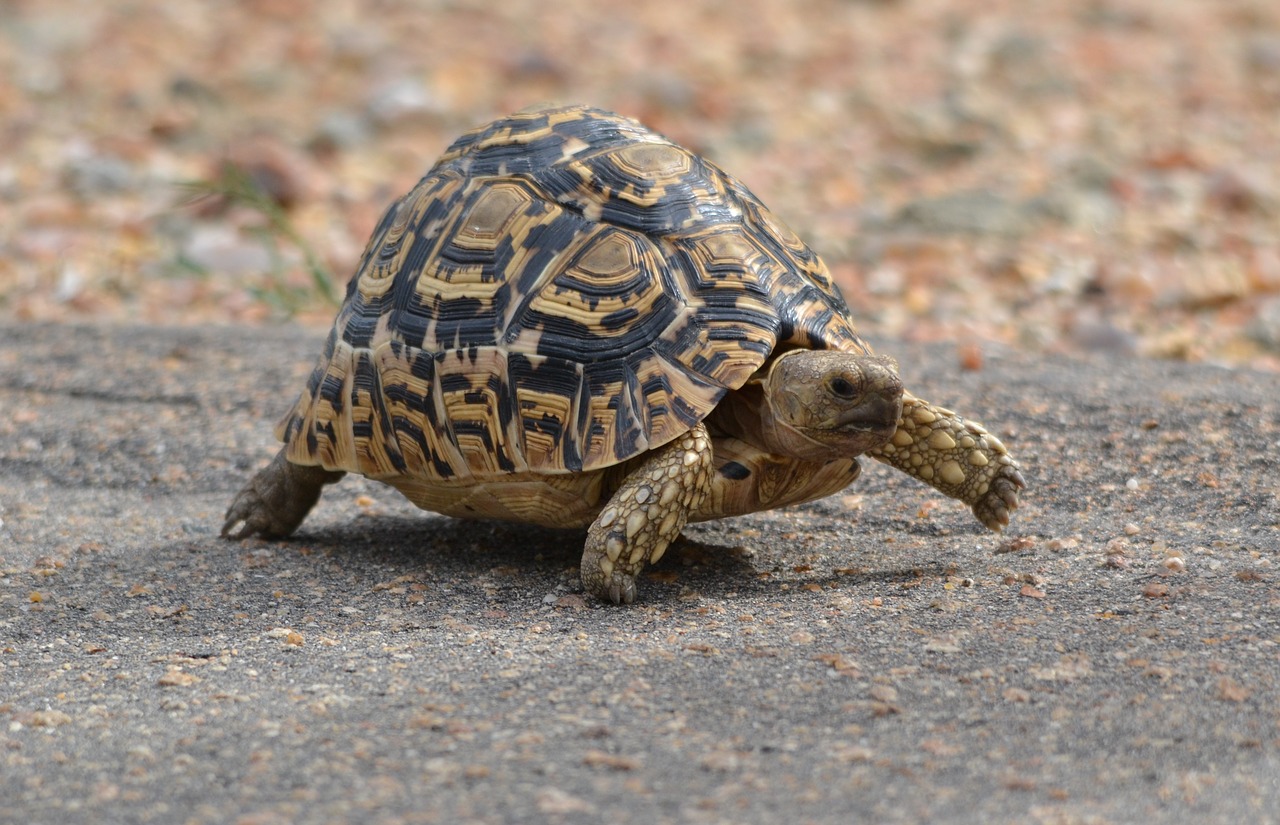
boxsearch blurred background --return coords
[2,0,1278,368]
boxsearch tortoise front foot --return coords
[222,449,345,539]
[580,559,640,606]
[580,424,713,604]
[869,393,1025,532]
[971,463,1026,531]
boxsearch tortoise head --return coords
[754,350,903,462]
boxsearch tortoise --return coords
[222,104,1025,604]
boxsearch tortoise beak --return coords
[835,392,902,437]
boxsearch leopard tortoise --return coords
[223,104,1025,604]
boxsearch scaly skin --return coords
[221,450,345,539]
[580,423,714,604]
[868,393,1025,530]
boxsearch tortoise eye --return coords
[828,376,858,399]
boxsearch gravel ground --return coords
[2,0,1280,367]
[2,322,1277,824]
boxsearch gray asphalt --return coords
[2,322,1278,825]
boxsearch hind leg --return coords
[222,449,345,539]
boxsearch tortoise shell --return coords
[277,104,870,481]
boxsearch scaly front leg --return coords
[580,423,714,604]
[868,393,1025,530]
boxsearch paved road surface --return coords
[2,322,1277,824]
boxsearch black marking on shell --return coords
[585,359,645,463]
[358,349,408,473]
[310,419,334,456]
[670,392,704,428]
[439,372,472,394]
[508,353,584,472]
[319,374,345,415]
[639,370,673,422]
[395,348,455,479]
[600,306,640,330]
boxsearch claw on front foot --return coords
[973,466,1026,532]
[607,574,637,606]
[580,534,646,605]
